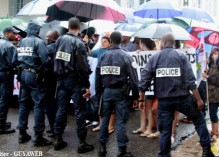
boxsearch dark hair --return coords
[102,36,110,43]
[110,31,122,45]
[208,48,219,70]
[140,38,156,50]
[68,17,80,30]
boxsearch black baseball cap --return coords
[3,27,19,35]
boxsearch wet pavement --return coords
[0,107,199,157]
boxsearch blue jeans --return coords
[157,96,211,157]
[98,88,129,147]
[0,71,13,125]
[209,103,219,123]
[18,71,47,132]
[54,76,87,141]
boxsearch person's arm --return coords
[6,45,17,70]
[37,40,51,70]
[203,70,219,86]
[126,56,139,100]
[95,56,103,99]
[75,42,92,89]
[90,49,98,58]
[192,88,204,111]
[139,55,155,100]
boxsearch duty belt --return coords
[23,68,37,73]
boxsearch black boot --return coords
[18,130,31,143]
[0,123,15,134]
[202,146,215,157]
[53,135,67,150]
[117,146,133,157]
[32,132,52,146]
[77,141,94,154]
[99,142,107,157]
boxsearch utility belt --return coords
[104,83,125,89]
[22,68,37,73]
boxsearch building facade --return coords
[0,0,32,17]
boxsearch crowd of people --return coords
[0,17,218,157]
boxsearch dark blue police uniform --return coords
[0,37,16,131]
[96,45,139,151]
[16,22,51,139]
[139,46,212,157]
[53,32,92,152]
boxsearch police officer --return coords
[53,17,94,153]
[0,27,18,134]
[139,33,214,157]
[45,30,59,137]
[16,22,52,146]
[96,31,139,157]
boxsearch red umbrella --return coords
[187,26,219,47]
[46,0,126,22]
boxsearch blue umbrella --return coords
[134,0,182,19]
[182,6,214,23]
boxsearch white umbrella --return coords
[133,23,191,40]
[17,0,56,17]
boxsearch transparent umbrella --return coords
[133,23,191,40]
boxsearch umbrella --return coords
[17,0,56,16]
[133,23,191,40]
[181,6,214,23]
[46,0,126,22]
[0,18,26,32]
[39,20,68,42]
[140,18,189,30]
[187,26,219,47]
[59,20,115,35]
[123,8,146,24]
[115,22,142,37]
[134,0,182,19]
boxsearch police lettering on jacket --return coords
[101,66,121,75]
[17,47,33,56]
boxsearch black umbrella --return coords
[39,20,67,42]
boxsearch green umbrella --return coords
[0,18,26,32]
[140,18,190,30]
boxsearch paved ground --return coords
[0,107,205,157]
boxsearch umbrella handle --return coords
[86,4,94,35]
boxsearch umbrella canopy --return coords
[60,20,115,34]
[0,18,26,32]
[115,22,142,37]
[39,20,67,42]
[133,23,191,40]
[134,0,182,19]
[46,0,126,22]
[187,26,219,47]
[123,8,146,24]
[181,6,214,23]
[17,0,56,16]
[140,18,189,30]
